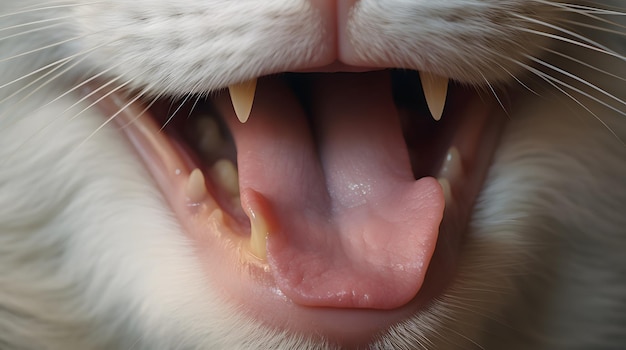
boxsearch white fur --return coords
[348,0,565,83]
[0,0,625,349]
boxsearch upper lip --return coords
[293,61,381,73]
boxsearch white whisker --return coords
[187,95,203,121]
[5,63,120,136]
[32,64,124,117]
[560,2,626,16]
[512,14,621,57]
[3,83,117,166]
[495,63,540,96]
[6,65,129,159]
[0,35,90,64]
[9,55,94,109]
[532,0,625,16]
[539,0,626,38]
[561,19,626,36]
[76,87,146,149]
[117,89,160,129]
[513,59,624,145]
[0,22,66,43]
[481,73,510,118]
[543,48,626,82]
[431,318,487,350]
[160,93,194,131]
[66,77,129,121]
[516,27,625,61]
[0,40,117,111]
[0,2,101,20]
[1,36,121,97]
[0,16,72,33]
[525,55,626,108]
[0,55,78,106]
[0,53,73,91]
[178,82,206,123]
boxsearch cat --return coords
[0,0,625,349]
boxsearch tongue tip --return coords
[264,178,445,310]
[240,182,444,310]
[268,257,428,310]
[269,241,425,310]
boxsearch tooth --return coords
[211,159,239,197]
[186,168,208,203]
[437,146,463,184]
[419,71,449,121]
[195,116,223,158]
[437,147,463,204]
[208,208,224,224]
[437,178,453,204]
[228,78,257,123]
[247,207,269,260]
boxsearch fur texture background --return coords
[0,0,625,349]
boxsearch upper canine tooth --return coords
[228,78,257,123]
[419,71,449,121]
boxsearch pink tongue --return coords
[225,72,444,310]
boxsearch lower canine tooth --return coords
[211,159,239,197]
[438,146,463,184]
[438,178,453,204]
[186,168,208,203]
[419,71,449,121]
[247,207,269,260]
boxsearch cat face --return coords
[0,1,625,349]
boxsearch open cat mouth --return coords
[91,68,505,343]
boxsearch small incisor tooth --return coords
[419,71,449,121]
[186,168,208,203]
[228,78,257,123]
